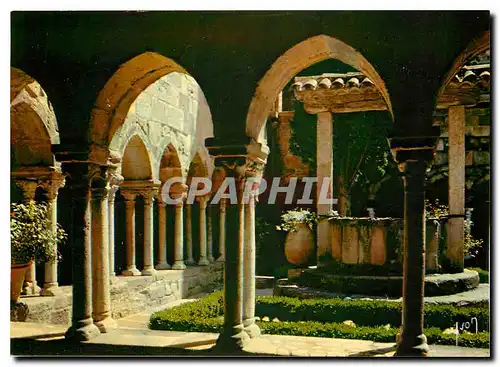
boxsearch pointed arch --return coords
[187,151,209,179]
[245,34,393,141]
[121,135,153,181]
[89,51,215,188]
[89,51,188,163]
[10,67,60,167]
[158,142,184,183]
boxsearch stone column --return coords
[216,199,227,262]
[172,201,187,270]
[316,111,334,262]
[90,184,116,333]
[155,198,170,270]
[215,175,249,351]
[107,173,123,280]
[197,196,209,266]
[243,192,260,338]
[394,150,433,356]
[16,180,41,296]
[63,163,100,341]
[121,191,140,276]
[40,177,65,296]
[425,219,440,274]
[447,105,466,272]
[185,203,194,265]
[141,190,156,276]
[207,203,215,262]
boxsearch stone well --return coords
[327,217,445,273]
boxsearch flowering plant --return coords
[425,199,449,219]
[276,208,318,232]
[10,202,66,265]
[425,199,484,259]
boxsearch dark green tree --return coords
[290,100,394,216]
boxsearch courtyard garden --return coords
[149,291,490,348]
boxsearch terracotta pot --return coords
[11,262,31,303]
[284,223,314,266]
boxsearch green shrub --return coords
[149,292,490,348]
[467,268,489,283]
[11,202,67,264]
[255,295,489,331]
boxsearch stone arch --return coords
[245,34,393,142]
[10,67,60,167]
[91,51,214,184]
[437,31,490,100]
[121,135,153,181]
[159,143,183,183]
[187,151,210,179]
[89,51,187,163]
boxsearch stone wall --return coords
[275,111,310,181]
[16,263,223,325]
[430,107,490,187]
[109,71,214,180]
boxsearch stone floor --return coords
[10,321,490,357]
[11,287,490,358]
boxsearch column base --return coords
[216,256,225,262]
[40,283,63,297]
[155,262,171,270]
[172,261,186,270]
[198,258,210,266]
[141,266,156,276]
[65,319,101,341]
[110,274,121,284]
[121,267,141,276]
[214,325,250,353]
[395,332,429,357]
[94,316,117,333]
[207,255,215,262]
[22,281,41,296]
[243,319,261,339]
[185,258,195,265]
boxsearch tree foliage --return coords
[289,100,394,215]
[10,202,66,264]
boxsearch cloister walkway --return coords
[11,289,490,358]
[10,321,490,357]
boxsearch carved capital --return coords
[390,135,439,172]
[141,188,156,205]
[108,170,124,195]
[91,186,109,200]
[195,194,209,208]
[61,162,105,194]
[121,190,137,202]
[39,171,66,201]
[169,182,188,201]
[15,180,39,202]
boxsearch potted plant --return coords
[277,208,318,266]
[10,202,66,303]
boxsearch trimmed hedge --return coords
[149,292,490,348]
[255,295,489,331]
